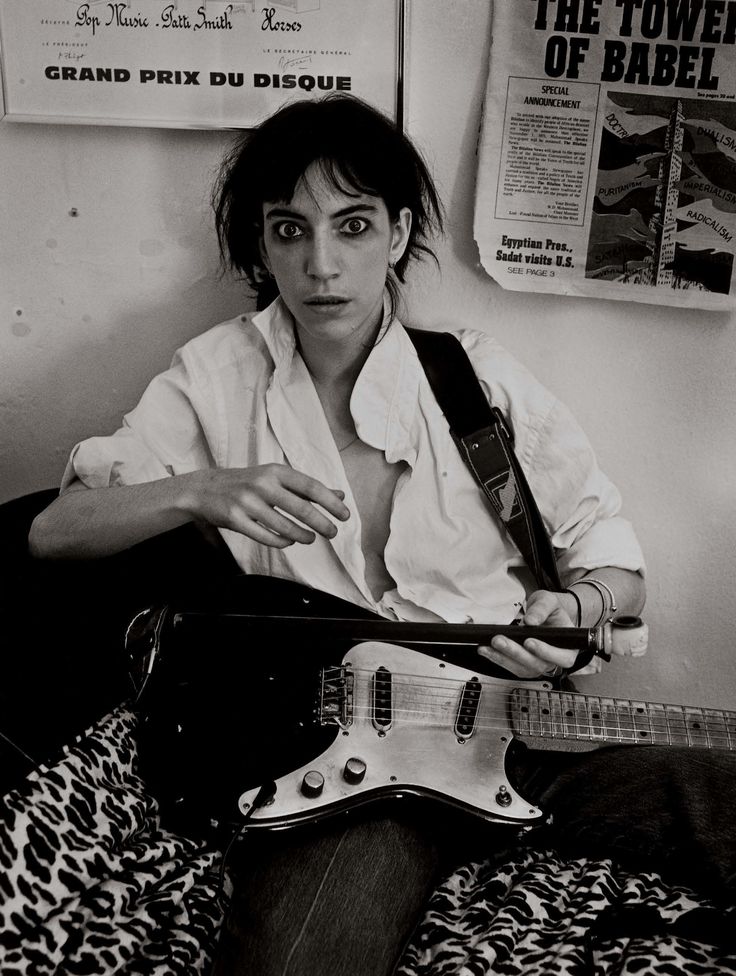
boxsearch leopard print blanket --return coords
[398,849,736,976]
[0,706,223,975]
[2,706,735,975]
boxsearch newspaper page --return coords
[475,0,736,309]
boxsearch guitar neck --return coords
[511,686,736,752]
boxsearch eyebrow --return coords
[264,203,379,221]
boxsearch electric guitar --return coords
[128,576,734,837]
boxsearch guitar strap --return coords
[406,328,563,595]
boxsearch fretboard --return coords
[511,687,736,751]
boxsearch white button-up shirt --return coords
[62,298,644,627]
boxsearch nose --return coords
[305,231,340,280]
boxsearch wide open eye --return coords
[341,217,369,236]
[274,221,304,240]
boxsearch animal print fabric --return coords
[0,705,223,975]
[4,707,736,976]
[397,848,736,976]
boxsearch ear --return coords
[389,207,412,267]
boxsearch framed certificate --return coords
[0,0,405,128]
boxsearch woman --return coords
[30,96,733,975]
[30,95,643,666]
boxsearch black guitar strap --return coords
[406,328,563,594]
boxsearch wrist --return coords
[567,577,614,627]
[174,470,207,521]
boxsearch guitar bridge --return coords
[318,666,354,728]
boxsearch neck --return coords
[294,308,385,388]
[301,337,371,391]
[296,320,380,444]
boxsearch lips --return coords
[304,295,350,306]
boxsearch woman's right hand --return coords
[181,464,351,548]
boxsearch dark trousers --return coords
[211,742,736,976]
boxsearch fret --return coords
[572,694,590,738]
[645,703,671,745]
[616,699,636,744]
[727,710,736,749]
[724,709,736,750]
[631,701,652,743]
[549,689,564,739]
[510,686,533,738]
[600,697,624,743]
[683,707,710,748]
[585,695,606,741]
[559,691,579,739]
[702,709,730,751]
[614,697,624,741]
[663,704,691,746]
[538,689,553,738]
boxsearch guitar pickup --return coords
[372,666,393,732]
[454,677,482,739]
[318,666,354,728]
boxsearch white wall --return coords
[2,1,735,711]
[0,123,245,495]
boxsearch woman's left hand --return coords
[477,589,579,678]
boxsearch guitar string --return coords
[324,706,736,749]
[315,672,735,745]
[320,665,736,715]
[319,666,736,718]
[321,689,735,726]
[321,692,734,724]
[317,698,736,744]
[319,667,736,721]
[316,711,735,747]
[325,705,736,746]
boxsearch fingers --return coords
[243,497,320,546]
[235,518,305,549]
[208,465,352,548]
[284,470,351,523]
[478,636,575,678]
[476,590,580,677]
[270,469,350,540]
[478,636,565,678]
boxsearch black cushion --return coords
[0,488,240,794]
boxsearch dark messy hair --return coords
[212,94,444,314]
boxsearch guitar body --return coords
[238,640,544,830]
[132,576,544,837]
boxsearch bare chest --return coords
[340,441,407,601]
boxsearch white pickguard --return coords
[239,642,547,829]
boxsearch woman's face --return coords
[260,163,411,348]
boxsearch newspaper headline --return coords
[475,0,736,308]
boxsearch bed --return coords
[3,702,736,975]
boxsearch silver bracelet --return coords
[585,577,618,616]
[564,587,582,627]
[568,578,609,627]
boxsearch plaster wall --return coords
[2,1,734,711]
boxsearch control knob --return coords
[343,757,367,784]
[301,770,325,798]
